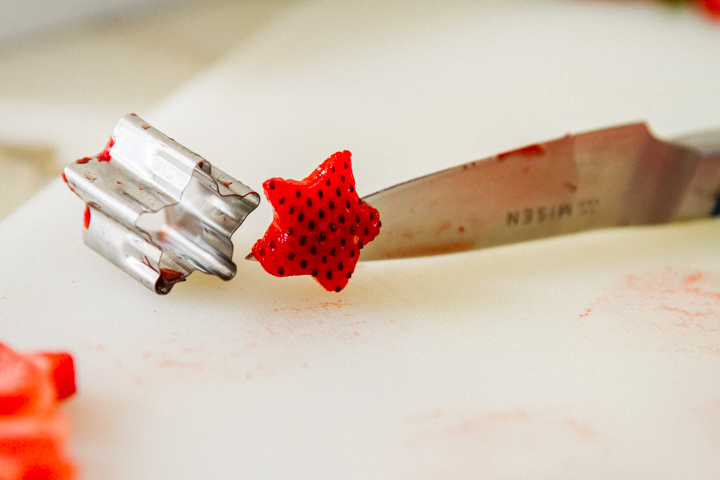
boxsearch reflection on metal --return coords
[63,114,260,294]
[362,123,720,261]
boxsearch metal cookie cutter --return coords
[63,114,260,294]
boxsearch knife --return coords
[359,123,720,261]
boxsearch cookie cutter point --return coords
[63,114,260,295]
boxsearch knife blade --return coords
[360,123,720,261]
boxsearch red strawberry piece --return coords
[0,345,77,417]
[0,414,75,480]
[700,0,720,16]
[0,456,23,480]
[0,345,77,480]
[252,150,381,292]
[27,354,76,402]
[0,346,53,417]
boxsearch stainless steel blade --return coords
[361,123,720,261]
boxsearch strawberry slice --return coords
[0,346,76,416]
[252,151,381,292]
[0,346,53,417]
[0,344,77,480]
[27,354,76,402]
[0,456,22,480]
[0,414,75,480]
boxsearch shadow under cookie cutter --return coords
[63,114,260,294]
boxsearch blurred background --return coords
[0,0,717,220]
[0,0,292,218]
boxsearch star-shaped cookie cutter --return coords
[63,114,260,294]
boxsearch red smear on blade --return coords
[497,143,545,161]
[0,344,77,480]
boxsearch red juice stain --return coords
[566,417,599,440]
[221,181,233,187]
[141,124,151,130]
[683,272,703,285]
[156,268,186,294]
[75,157,91,164]
[83,206,91,229]
[497,143,545,161]
[563,181,578,192]
[579,268,720,354]
[61,172,67,183]
[97,137,114,162]
[160,268,184,282]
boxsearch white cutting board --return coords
[2,1,720,478]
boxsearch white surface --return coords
[2,1,720,478]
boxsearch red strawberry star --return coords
[252,151,381,292]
